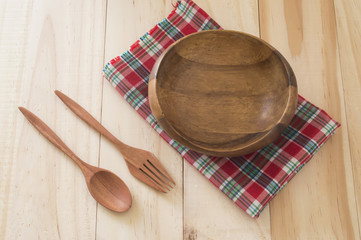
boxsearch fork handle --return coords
[55,90,130,153]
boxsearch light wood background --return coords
[0,0,360,239]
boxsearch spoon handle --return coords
[54,90,130,152]
[18,107,92,175]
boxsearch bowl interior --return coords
[154,31,295,154]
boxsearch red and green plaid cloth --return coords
[103,0,340,218]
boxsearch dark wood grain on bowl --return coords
[149,30,297,156]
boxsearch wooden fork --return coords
[55,90,175,192]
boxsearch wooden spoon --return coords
[18,107,132,213]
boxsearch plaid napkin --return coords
[103,0,340,218]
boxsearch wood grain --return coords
[334,0,361,232]
[182,1,271,240]
[149,30,298,156]
[18,107,132,213]
[1,0,360,239]
[259,0,360,239]
[55,90,175,193]
[96,0,183,239]
[0,0,106,239]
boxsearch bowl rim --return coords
[148,29,298,156]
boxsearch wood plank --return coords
[96,0,183,239]
[259,0,360,239]
[334,0,361,232]
[182,1,271,240]
[184,168,270,240]
[0,0,106,239]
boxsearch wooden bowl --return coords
[149,30,297,157]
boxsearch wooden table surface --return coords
[1,0,360,239]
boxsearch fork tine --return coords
[126,162,167,193]
[143,163,173,190]
[145,161,174,188]
[147,155,176,185]
[141,165,171,192]
[139,168,170,192]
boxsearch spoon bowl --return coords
[88,170,132,212]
